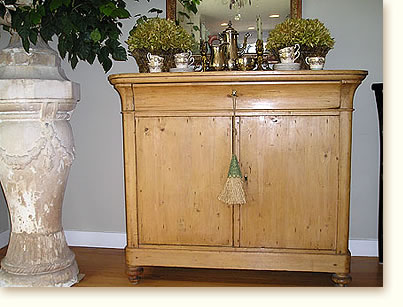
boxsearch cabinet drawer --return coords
[133,82,341,111]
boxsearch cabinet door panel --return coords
[136,117,233,246]
[240,116,339,250]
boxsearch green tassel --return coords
[227,154,243,178]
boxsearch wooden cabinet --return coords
[109,71,367,286]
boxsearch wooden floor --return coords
[0,246,383,287]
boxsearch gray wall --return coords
[303,0,382,240]
[0,188,9,233]
[0,0,382,240]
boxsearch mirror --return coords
[166,0,302,53]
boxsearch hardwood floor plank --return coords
[0,246,382,287]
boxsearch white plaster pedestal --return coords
[0,34,80,287]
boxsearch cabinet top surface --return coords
[109,70,368,85]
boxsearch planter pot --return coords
[0,34,80,287]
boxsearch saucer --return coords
[169,66,194,72]
[273,62,301,71]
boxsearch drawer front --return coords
[133,82,341,111]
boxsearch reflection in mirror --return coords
[175,0,293,53]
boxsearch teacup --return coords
[174,51,194,69]
[147,53,164,73]
[305,56,325,70]
[148,63,163,73]
[278,44,300,64]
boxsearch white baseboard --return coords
[1,230,379,257]
[0,230,10,249]
[349,239,379,257]
[66,231,379,257]
[65,230,126,249]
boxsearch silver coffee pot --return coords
[219,21,251,70]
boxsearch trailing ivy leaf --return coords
[37,5,45,17]
[61,16,73,35]
[178,11,190,20]
[87,51,96,65]
[29,11,41,25]
[111,7,130,19]
[148,8,163,17]
[90,28,101,42]
[70,55,79,69]
[40,25,54,42]
[29,28,38,45]
[106,38,119,49]
[99,3,116,17]
[22,37,30,52]
[100,46,110,59]
[179,0,198,14]
[101,58,112,72]
[78,46,90,61]
[112,46,127,61]
[50,0,63,12]
[58,36,67,59]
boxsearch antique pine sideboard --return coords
[109,70,367,286]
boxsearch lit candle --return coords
[256,15,262,41]
[201,23,206,41]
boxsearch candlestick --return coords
[256,39,264,70]
[256,15,262,41]
[201,23,206,41]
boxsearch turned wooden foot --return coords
[331,273,352,287]
[127,266,144,284]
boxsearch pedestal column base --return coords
[0,261,79,287]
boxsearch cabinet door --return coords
[239,116,339,250]
[136,117,233,246]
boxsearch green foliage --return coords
[127,17,194,54]
[178,0,200,15]
[266,18,335,51]
[1,0,131,72]
[176,0,200,25]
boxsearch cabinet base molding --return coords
[126,247,350,274]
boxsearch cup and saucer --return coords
[169,66,195,72]
[273,62,301,71]
[273,44,301,71]
[169,51,195,72]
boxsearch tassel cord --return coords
[231,90,237,155]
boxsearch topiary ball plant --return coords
[266,18,335,69]
[127,17,195,72]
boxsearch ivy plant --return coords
[0,0,201,72]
